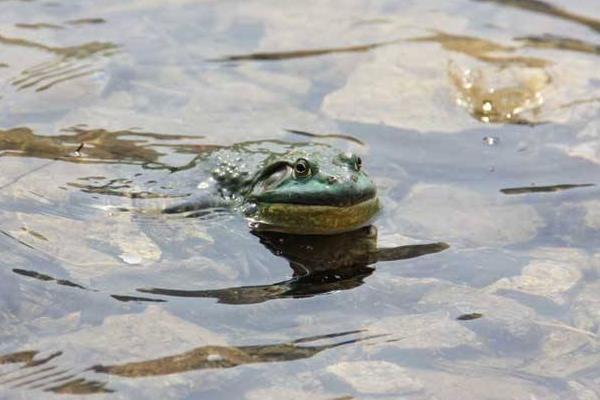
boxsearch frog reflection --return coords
[138,226,449,304]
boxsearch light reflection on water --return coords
[0,0,599,398]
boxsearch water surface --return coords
[0,0,599,398]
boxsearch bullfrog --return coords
[161,140,380,235]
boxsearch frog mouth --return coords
[247,197,380,235]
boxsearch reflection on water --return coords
[0,331,370,393]
[140,226,449,304]
[474,0,600,33]
[214,39,400,62]
[15,23,64,30]
[410,32,549,68]
[92,331,369,378]
[516,34,600,55]
[0,126,213,166]
[0,34,115,59]
[12,268,86,290]
[0,350,111,394]
[286,129,365,146]
[0,31,117,92]
[448,61,548,124]
[500,183,595,195]
[65,18,106,26]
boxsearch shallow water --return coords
[1,0,599,398]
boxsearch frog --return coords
[161,140,380,235]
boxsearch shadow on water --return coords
[139,226,449,304]
[9,226,448,306]
[0,330,374,394]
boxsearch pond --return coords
[0,0,599,398]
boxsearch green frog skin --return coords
[163,141,380,235]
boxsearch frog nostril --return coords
[351,175,358,182]
[327,176,337,185]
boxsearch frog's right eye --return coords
[355,156,362,171]
[293,158,311,178]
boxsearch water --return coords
[0,0,599,398]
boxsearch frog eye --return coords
[293,158,311,178]
[355,156,362,171]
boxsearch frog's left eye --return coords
[293,158,311,178]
